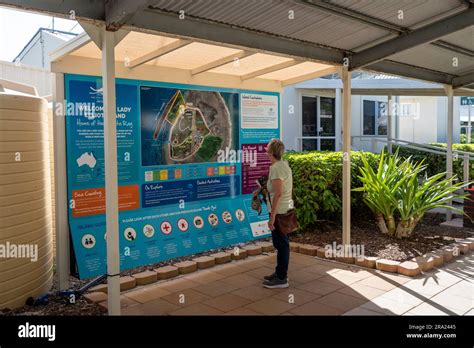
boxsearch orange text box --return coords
[72,185,139,217]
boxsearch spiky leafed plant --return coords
[354,150,469,238]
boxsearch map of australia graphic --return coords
[76,152,97,169]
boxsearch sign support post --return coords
[101,28,121,315]
[342,66,351,246]
[445,85,454,222]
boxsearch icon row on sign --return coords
[81,209,246,248]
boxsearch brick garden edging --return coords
[85,241,274,303]
[290,236,474,278]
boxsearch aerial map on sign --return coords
[141,86,237,166]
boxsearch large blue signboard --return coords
[64,74,280,279]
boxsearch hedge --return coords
[393,143,474,180]
[283,151,379,230]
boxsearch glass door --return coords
[301,95,336,151]
[302,96,318,151]
[319,97,336,151]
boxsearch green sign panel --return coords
[461,97,474,105]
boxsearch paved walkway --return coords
[103,252,473,315]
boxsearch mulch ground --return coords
[292,212,473,262]
[2,212,471,316]
[0,276,107,316]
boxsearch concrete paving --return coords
[100,252,473,315]
[344,253,473,316]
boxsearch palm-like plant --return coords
[354,150,469,238]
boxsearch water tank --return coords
[0,82,54,310]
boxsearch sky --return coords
[0,6,83,62]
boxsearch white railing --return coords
[351,135,474,183]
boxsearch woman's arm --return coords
[268,178,283,230]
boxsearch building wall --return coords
[17,36,44,68]
[0,60,52,96]
[16,30,70,69]
[398,96,438,144]
[281,84,300,151]
[282,85,463,153]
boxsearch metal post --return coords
[52,73,70,290]
[335,88,342,151]
[102,28,121,315]
[342,66,351,246]
[395,96,400,141]
[463,153,469,183]
[387,94,393,154]
[445,85,453,221]
[468,104,472,144]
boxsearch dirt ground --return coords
[292,212,473,261]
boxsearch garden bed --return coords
[291,212,473,262]
[0,276,107,316]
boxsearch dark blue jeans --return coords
[271,223,290,280]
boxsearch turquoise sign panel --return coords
[64,74,280,279]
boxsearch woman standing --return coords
[263,139,294,289]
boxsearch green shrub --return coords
[284,151,379,230]
[460,134,474,144]
[393,143,474,180]
[354,151,468,238]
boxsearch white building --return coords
[1,28,77,97]
[13,27,77,69]
[282,74,474,153]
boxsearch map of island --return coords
[141,86,236,166]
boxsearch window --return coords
[363,100,375,135]
[363,100,387,136]
[301,95,336,152]
[378,102,388,135]
[319,97,335,136]
[302,96,317,136]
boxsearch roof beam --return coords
[452,71,474,89]
[49,32,91,63]
[128,39,192,69]
[125,8,345,65]
[281,67,339,86]
[297,0,403,34]
[349,8,474,69]
[241,59,301,81]
[191,51,255,75]
[299,0,474,58]
[0,0,105,21]
[105,0,155,31]
[431,41,474,58]
[365,60,455,85]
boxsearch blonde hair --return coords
[267,138,285,160]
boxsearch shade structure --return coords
[1,0,472,317]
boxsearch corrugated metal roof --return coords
[390,43,474,75]
[146,0,473,88]
[31,0,471,89]
[438,27,474,52]
[330,0,464,28]
[149,0,389,51]
[149,0,468,51]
